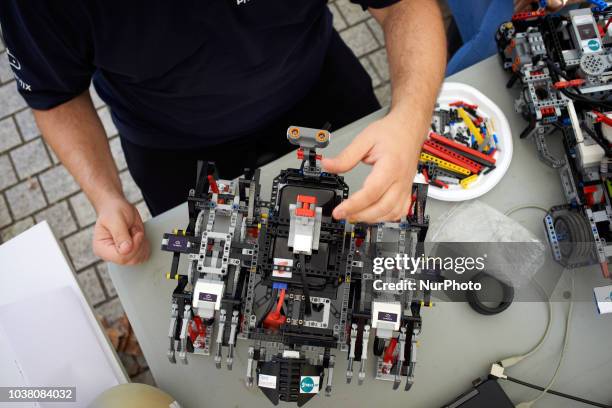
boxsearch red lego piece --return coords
[449,100,479,110]
[429,132,496,165]
[188,316,206,346]
[297,195,317,204]
[263,289,287,330]
[296,148,321,161]
[592,111,612,127]
[554,79,585,89]
[295,208,315,217]
[540,106,555,117]
[512,10,545,21]
[207,175,219,194]
[422,141,483,174]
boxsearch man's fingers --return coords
[332,158,394,219]
[124,235,150,265]
[322,132,374,174]
[348,183,407,223]
[106,213,134,255]
[94,227,149,265]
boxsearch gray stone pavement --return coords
[0,1,395,384]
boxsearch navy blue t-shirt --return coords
[0,0,397,148]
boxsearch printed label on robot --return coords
[299,376,320,394]
[198,292,218,302]
[377,312,398,323]
[169,236,188,250]
[258,374,277,389]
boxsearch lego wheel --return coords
[553,211,593,264]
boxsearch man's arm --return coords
[323,0,446,222]
[34,92,150,264]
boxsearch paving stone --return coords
[360,57,382,87]
[339,22,379,58]
[95,297,125,324]
[120,170,143,203]
[69,192,97,227]
[77,267,107,305]
[367,18,385,46]
[90,84,105,109]
[1,216,34,242]
[0,81,27,118]
[0,52,14,83]
[328,3,347,31]
[45,142,60,164]
[336,0,369,25]
[10,138,51,179]
[369,48,390,82]
[0,194,11,229]
[135,200,151,223]
[0,117,21,153]
[109,136,127,171]
[34,200,77,238]
[97,107,118,138]
[5,178,47,219]
[64,226,98,270]
[39,165,79,203]
[0,154,17,190]
[96,262,117,298]
[374,83,392,107]
[14,109,40,141]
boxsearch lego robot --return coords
[160,126,433,405]
[496,4,612,278]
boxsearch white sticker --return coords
[594,285,612,314]
[273,258,293,278]
[272,269,293,278]
[258,374,277,389]
[299,376,320,394]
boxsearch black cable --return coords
[298,253,312,316]
[581,122,612,157]
[504,376,611,408]
[256,288,278,328]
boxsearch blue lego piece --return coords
[272,282,288,290]
[587,0,607,11]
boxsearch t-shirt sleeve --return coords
[349,0,402,10]
[0,0,94,110]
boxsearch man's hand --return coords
[33,92,150,266]
[323,0,444,223]
[93,197,150,265]
[323,113,420,223]
[514,0,577,12]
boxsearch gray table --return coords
[110,56,612,408]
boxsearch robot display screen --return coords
[577,23,597,39]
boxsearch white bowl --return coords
[414,82,513,201]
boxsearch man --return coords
[0,1,446,265]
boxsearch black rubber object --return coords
[466,272,514,316]
[373,336,385,357]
